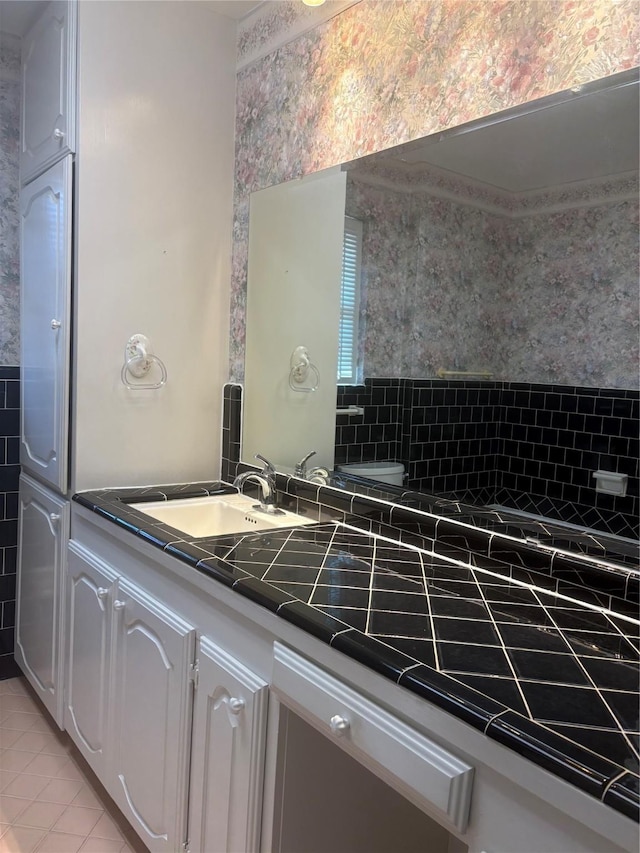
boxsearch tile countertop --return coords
[73,483,640,824]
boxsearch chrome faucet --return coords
[295,450,317,478]
[233,454,284,515]
[294,450,330,485]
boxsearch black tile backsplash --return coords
[335,380,403,466]
[221,383,243,483]
[0,367,20,680]
[335,379,638,540]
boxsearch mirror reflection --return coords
[243,70,639,562]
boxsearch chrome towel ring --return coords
[121,334,168,390]
[289,346,320,393]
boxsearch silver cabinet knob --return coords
[49,513,60,523]
[229,697,245,715]
[50,319,61,330]
[53,128,65,140]
[329,714,350,736]
[113,600,126,611]
[96,587,109,600]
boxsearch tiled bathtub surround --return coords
[74,483,640,822]
[335,379,639,540]
[0,366,20,680]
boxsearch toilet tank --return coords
[337,462,405,486]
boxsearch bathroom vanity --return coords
[34,477,637,853]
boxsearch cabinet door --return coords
[188,636,268,853]
[109,578,195,853]
[14,474,69,727]
[65,542,118,778]
[21,0,76,183]
[20,157,72,493]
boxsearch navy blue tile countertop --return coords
[73,483,640,823]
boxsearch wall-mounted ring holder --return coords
[121,334,168,390]
[289,345,320,393]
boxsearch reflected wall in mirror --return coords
[345,79,638,389]
[243,70,639,549]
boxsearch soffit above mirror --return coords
[357,79,639,194]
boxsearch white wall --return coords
[73,1,235,491]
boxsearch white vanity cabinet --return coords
[271,642,474,836]
[109,577,195,853]
[65,542,196,853]
[20,0,76,184]
[188,636,268,853]
[64,505,638,853]
[65,543,117,778]
[14,474,69,727]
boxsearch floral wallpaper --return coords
[347,167,639,388]
[230,0,639,382]
[0,33,20,367]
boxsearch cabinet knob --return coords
[96,587,109,600]
[228,697,245,715]
[49,513,60,523]
[53,128,65,140]
[50,319,61,330]
[329,714,350,736]
[113,600,126,611]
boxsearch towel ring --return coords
[289,346,320,393]
[121,334,168,390]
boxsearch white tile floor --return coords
[0,678,147,853]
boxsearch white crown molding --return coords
[237,0,362,71]
[348,164,640,219]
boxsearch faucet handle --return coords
[294,450,317,477]
[255,454,276,476]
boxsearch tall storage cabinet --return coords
[16,0,237,733]
[14,474,69,724]
[16,0,76,725]
[20,0,76,184]
[19,155,72,494]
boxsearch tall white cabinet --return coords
[19,156,72,494]
[20,0,76,183]
[14,474,69,724]
[16,0,236,728]
[17,0,75,719]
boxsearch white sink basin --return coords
[130,492,315,538]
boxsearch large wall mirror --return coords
[243,69,639,565]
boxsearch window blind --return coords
[338,217,362,383]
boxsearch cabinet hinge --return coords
[182,841,190,853]
[189,661,199,690]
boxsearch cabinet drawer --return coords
[272,643,474,833]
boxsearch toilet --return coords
[337,461,405,486]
